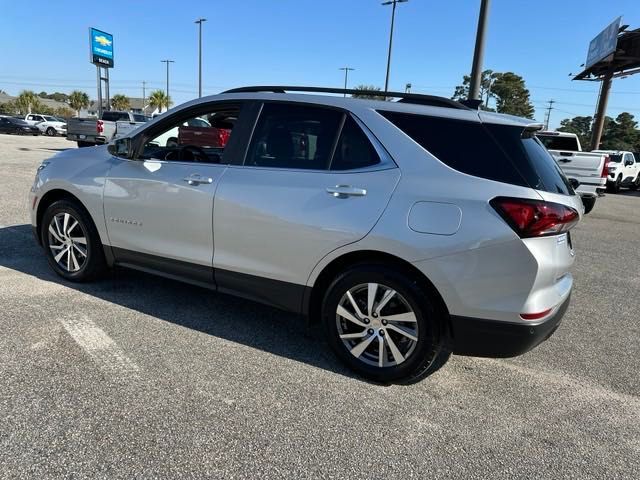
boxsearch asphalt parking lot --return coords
[0,133,639,479]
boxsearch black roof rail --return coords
[221,86,471,110]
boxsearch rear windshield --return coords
[102,111,129,121]
[378,111,573,195]
[537,134,580,151]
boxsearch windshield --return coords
[537,134,580,151]
[608,154,623,163]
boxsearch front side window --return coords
[245,103,343,170]
[140,105,240,164]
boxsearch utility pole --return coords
[544,99,555,130]
[382,0,408,94]
[469,0,491,101]
[161,59,175,111]
[591,68,614,150]
[195,18,207,98]
[142,80,147,114]
[339,67,355,96]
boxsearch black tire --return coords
[630,175,640,191]
[322,263,443,383]
[40,200,106,282]
[77,141,92,148]
[166,137,179,148]
[612,175,622,193]
[581,196,596,215]
[46,127,56,136]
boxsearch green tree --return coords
[55,107,75,119]
[15,90,39,114]
[451,69,497,110]
[148,90,170,113]
[111,94,131,111]
[490,72,535,118]
[68,90,90,116]
[601,112,640,151]
[0,101,18,115]
[557,116,593,148]
[351,85,383,100]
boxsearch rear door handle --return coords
[326,185,367,198]
[183,174,213,185]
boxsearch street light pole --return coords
[382,0,408,94]
[468,0,491,101]
[195,18,207,98]
[161,60,175,112]
[339,67,355,96]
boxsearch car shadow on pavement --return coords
[0,224,363,382]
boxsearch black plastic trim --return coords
[109,246,308,314]
[450,295,570,358]
[215,269,308,314]
[112,247,214,286]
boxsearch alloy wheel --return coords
[47,212,88,273]
[336,283,419,368]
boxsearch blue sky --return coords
[1,0,639,128]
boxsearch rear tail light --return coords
[97,120,104,134]
[601,155,610,178]
[520,308,552,320]
[490,197,579,238]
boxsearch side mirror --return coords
[108,137,133,158]
[569,178,580,190]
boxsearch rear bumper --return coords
[449,294,570,358]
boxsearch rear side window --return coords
[379,111,572,194]
[330,116,380,170]
[246,103,343,170]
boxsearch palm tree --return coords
[111,94,130,111]
[16,90,39,114]
[351,85,383,100]
[68,90,90,116]
[148,90,170,113]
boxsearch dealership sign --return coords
[89,28,114,68]
[585,17,621,69]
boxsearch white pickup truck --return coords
[23,114,67,136]
[591,150,640,192]
[66,111,149,147]
[536,131,608,214]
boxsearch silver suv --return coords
[30,86,582,383]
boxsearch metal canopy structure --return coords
[572,25,640,150]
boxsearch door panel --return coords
[104,158,226,273]
[213,166,401,286]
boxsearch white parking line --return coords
[60,314,140,378]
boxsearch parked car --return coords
[0,116,41,135]
[29,86,582,383]
[66,111,149,147]
[591,150,640,192]
[150,117,231,148]
[23,114,67,136]
[536,131,609,214]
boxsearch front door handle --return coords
[183,174,213,186]
[557,158,572,163]
[326,185,367,198]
